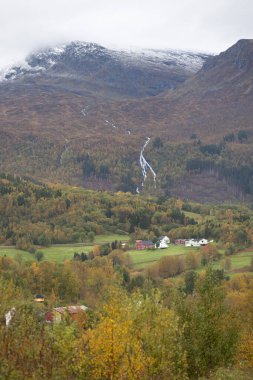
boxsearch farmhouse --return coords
[135,240,155,250]
[185,238,210,247]
[156,236,170,249]
[45,305,88,323]
[185,239,200,247]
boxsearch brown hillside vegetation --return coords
[1,40,253,201]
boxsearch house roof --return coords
[159,236,169,240]
[53,305,88,315]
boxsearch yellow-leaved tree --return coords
[87,287,148,380]
[131,290,188,380]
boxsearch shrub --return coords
[35,251,44,262]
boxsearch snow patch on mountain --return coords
[0,42,102,82]
[112,48,208,72]
[0,41,209,83]
[0,61,46,81]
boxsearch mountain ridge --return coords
[0,41,209,98]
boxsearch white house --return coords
[199,239,209,246]
[156,236,170,249]
[185,238,211,247]
[185,239,200,247]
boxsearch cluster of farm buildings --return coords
[5,297,88,326]
[135,236,212,250]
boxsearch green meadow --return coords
[0,247,34,261]
[128,245,199,269]
[0,234,129,263]
[219,252,253,271]
[0,245,91,263]
[0,238,252,274]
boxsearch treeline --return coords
[186,158,253,194]
[0,254,253,379]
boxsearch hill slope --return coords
[1,40,253,201]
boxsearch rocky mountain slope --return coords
[0,39,253,202]
[88,39,253,142]
[0,41,208,98]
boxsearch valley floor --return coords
[1,237,253,277]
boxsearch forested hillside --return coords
[1,174,253,251]
[0,173,196,248]
[1,130,253,202]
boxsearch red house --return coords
[135,240,155,250]
[175,239,187,245]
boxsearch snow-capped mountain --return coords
[0,41,209,98]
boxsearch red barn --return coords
[135,240,155,250]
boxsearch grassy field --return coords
[1,237,252,274]
[0,243,197,267]
[40,245,92,263]
[0,247,34,261]
[0,245,93,263]
[129,246,253,271]
[230,255,252,270]
[183,211,202,223]
[194,252,253,276]
[128,245,199,269]
[220,252,253,271]
[0,234,130,263]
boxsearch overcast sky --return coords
[0,0,253,68]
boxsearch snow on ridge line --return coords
[0,42,105,81]
[111,46,210,71]
[0,42,209,82]
[28,41,105,61]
